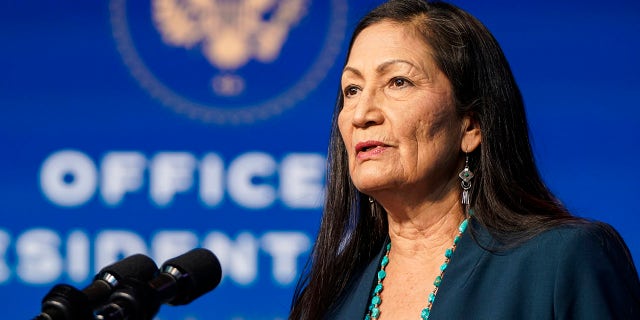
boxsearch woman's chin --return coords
[353,178,393,195]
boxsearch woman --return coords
[290,0,640,319]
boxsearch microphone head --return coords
[84,253,158,306]
[161,248,222,305]
[97,253,158,284]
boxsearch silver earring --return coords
[458,153,474,206]
[369,196,376,217]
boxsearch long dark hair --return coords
[290,1,577,319]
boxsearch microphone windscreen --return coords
[83,253,158,306]
[162,248,222,305]
[97,253,158,282]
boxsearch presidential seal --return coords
[110,0,347,125]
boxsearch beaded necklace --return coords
[364,217,469,320]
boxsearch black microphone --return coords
[34,254,158,320]
[94,248,222,320]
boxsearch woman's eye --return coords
[390,77,410,88]
[344,86,360,97]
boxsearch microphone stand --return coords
[94,277,161,320]
[32,284,92,320]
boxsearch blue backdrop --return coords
[1,0,639,319]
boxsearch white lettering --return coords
[39,150,326,209]
[150,152,197,207]
[0,230,10,283]
[16,229,62,284]
[228,152,277,209]
[280,153,325,208]
[40,150,97,207]
[204,232,258,285]
[261,232,311,285]
[2,229,313,288]
[152,231,198,264]
[101,152,146,206]
[199,153,224,207]
[95,230,148,270]
[67,230,90,282]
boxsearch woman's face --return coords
[338,21,466,198]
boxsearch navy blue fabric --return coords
[327,219,640,319]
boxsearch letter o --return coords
[40,150,97,207]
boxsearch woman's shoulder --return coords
[517,220,639,297]
[473,218,638,278]
[530,220,631,257]
[473,219,640,317]
[536,219,619,241]
[474,217,629,256]
[538,220,640,317]
[505,220,633,265]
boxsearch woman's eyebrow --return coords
[376,59,416,73]
[342,59,417,77]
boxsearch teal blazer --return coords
[327,219,640,319]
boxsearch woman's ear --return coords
[461,115,481,152]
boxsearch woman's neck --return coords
[384,191,466,257]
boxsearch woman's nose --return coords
[351,90,383,128]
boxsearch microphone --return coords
[94,248,222,320]
[158,247,222,305]
[34,254,158,320]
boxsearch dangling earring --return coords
[369,196,376,217]
[458,153,474,207]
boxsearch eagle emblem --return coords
[110,0,346,125]
[152,0,309,71]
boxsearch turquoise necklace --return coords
[364,217,469,320]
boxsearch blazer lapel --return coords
[325,242,387,319]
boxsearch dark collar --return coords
[325,217,491,319]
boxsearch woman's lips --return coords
[355,140,389,159]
